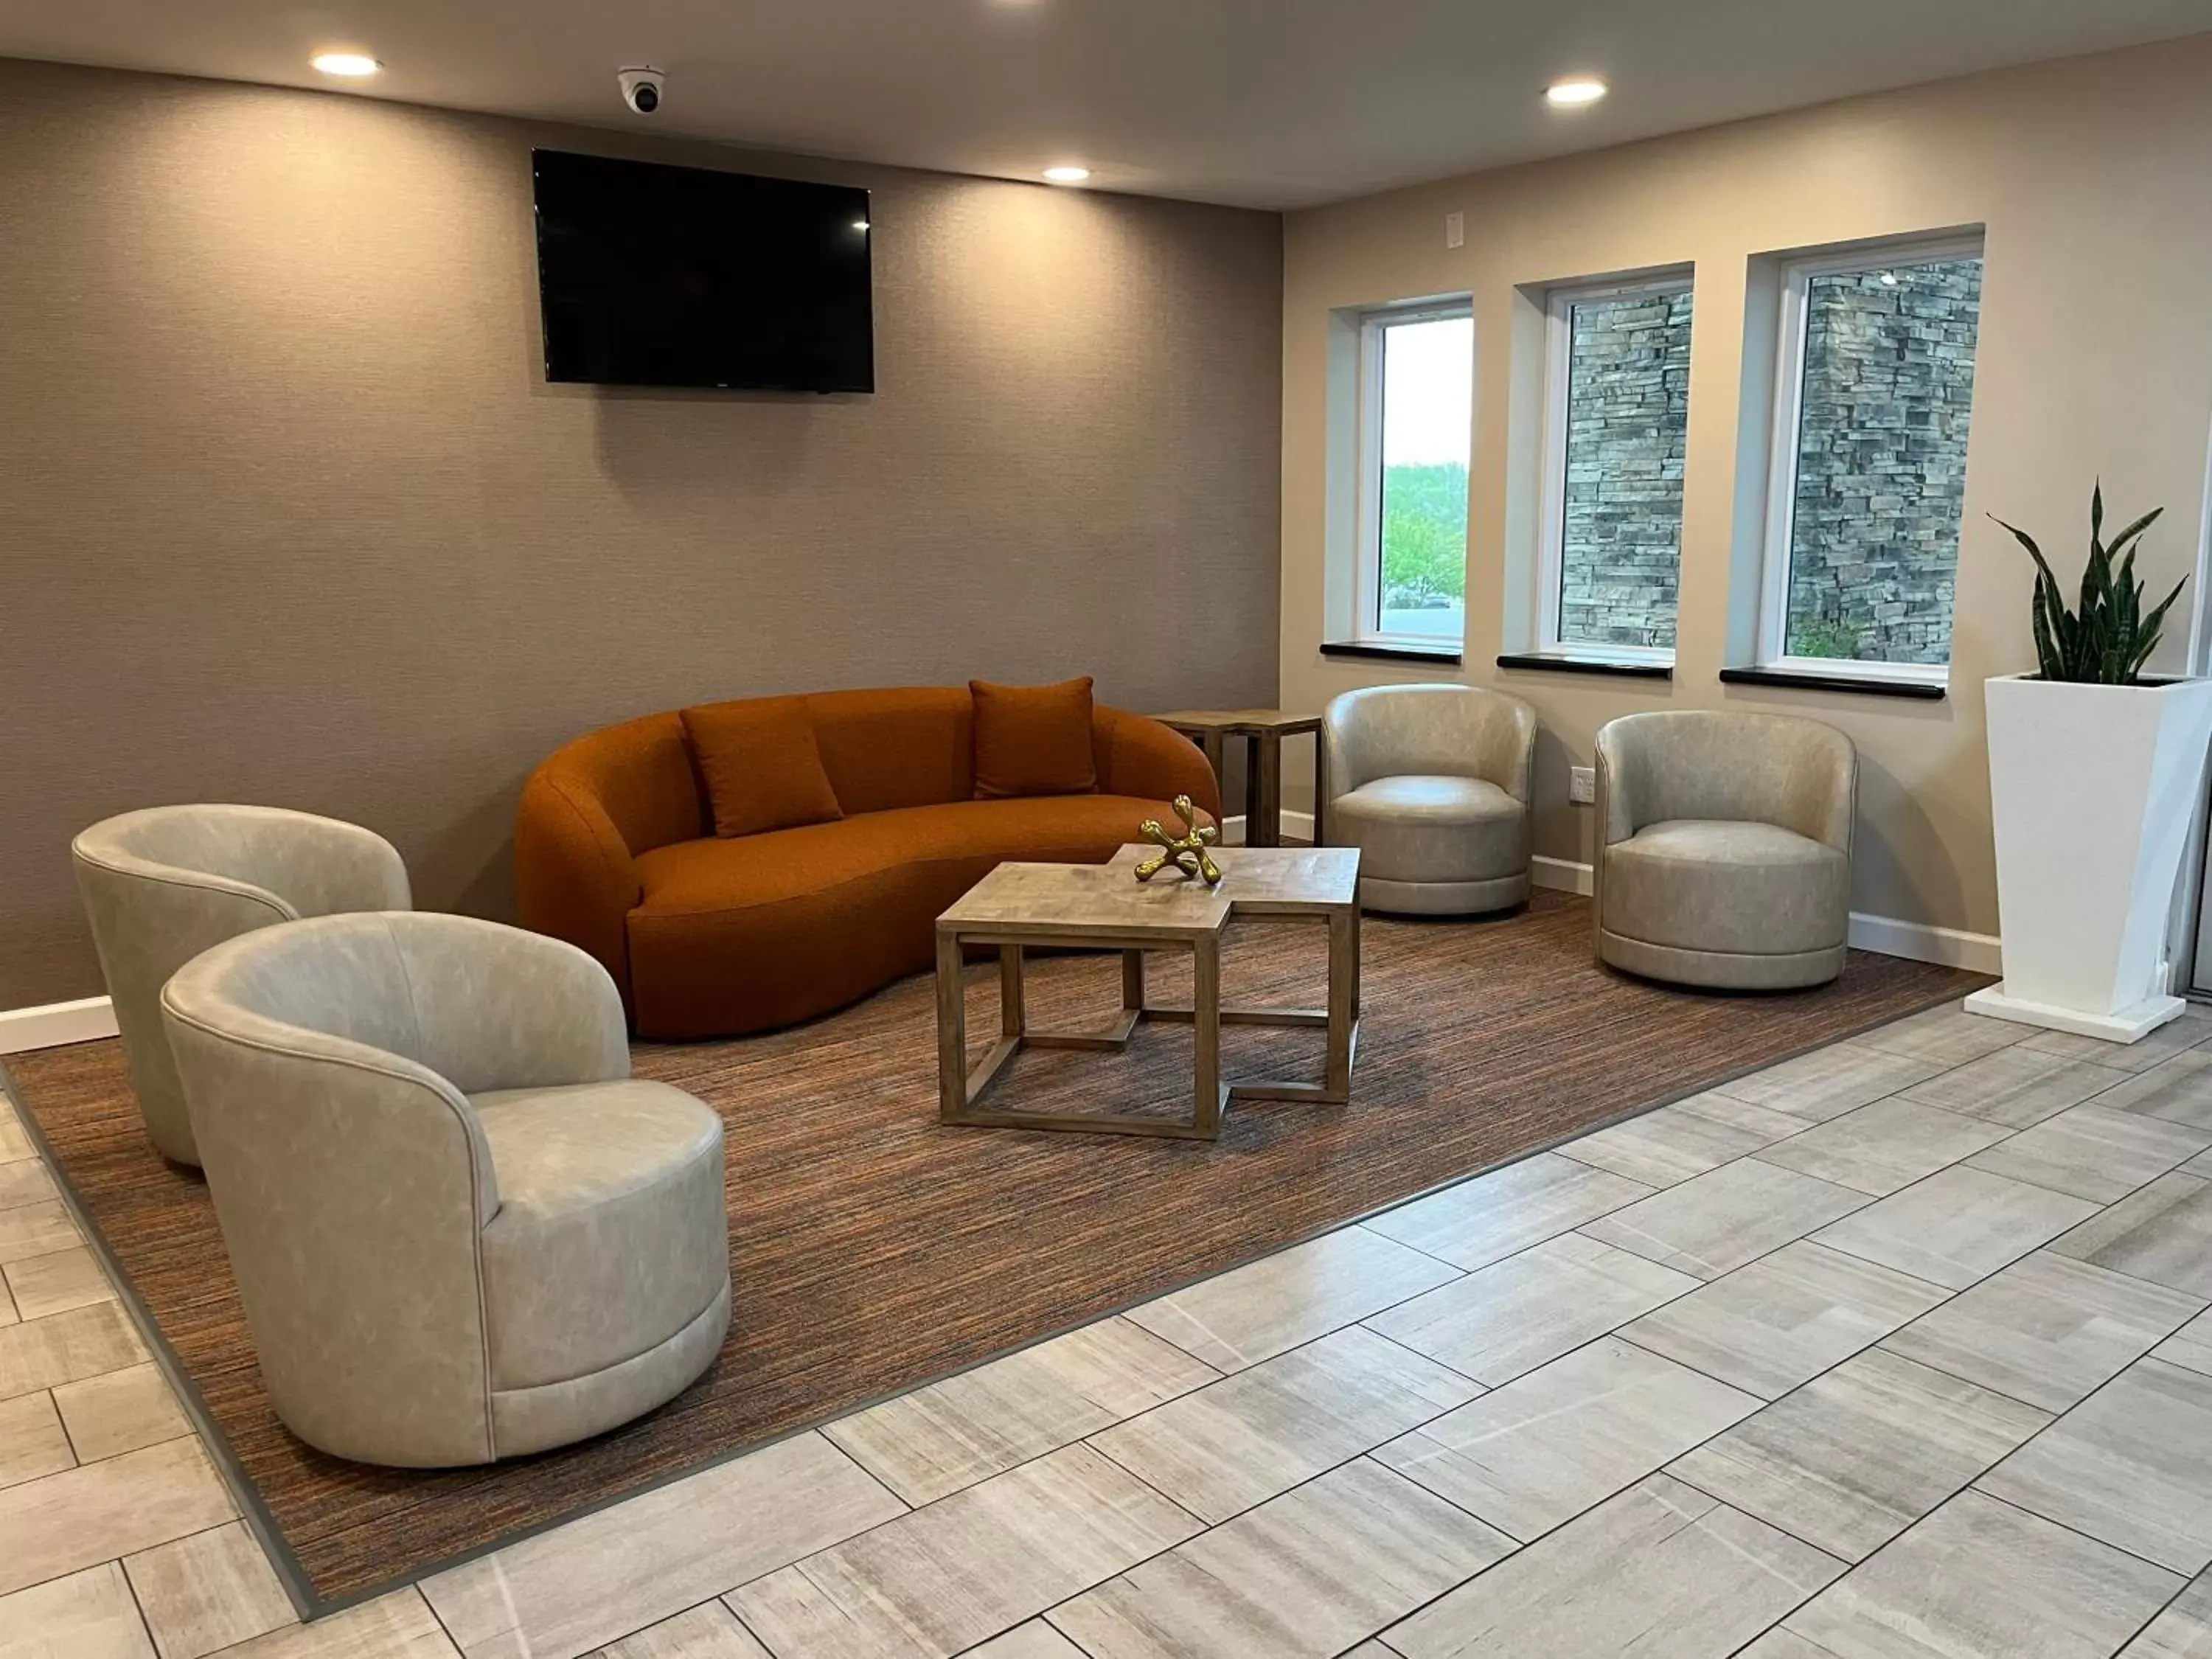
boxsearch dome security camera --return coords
[618,66,666,116]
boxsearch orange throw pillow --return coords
[681,698,845,838]
[970,677,1098,799]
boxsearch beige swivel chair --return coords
[1594,711,1857,990]
[161,911,730,1468]
[72,804,412,1166]
[1322,684,1537,914]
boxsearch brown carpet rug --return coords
[6,892,1986,1610]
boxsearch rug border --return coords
[1,959,1986,1621]
[0,1058,319,1618]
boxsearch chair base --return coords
[1359,872,1528,917]
[490,1279,731,1461]
[286,1279,733,1468]
[1599,928,1844,991]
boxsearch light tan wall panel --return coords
[1280,35,2212,941]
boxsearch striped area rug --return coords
[5,891,1984,1609]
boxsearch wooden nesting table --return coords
[933,845,1361,1140]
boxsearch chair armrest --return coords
[1593,722,1642,849]
[516,769,644,1017]
[1481,696,1537,806]
[259,815,412,917]
[161,959,501,1225]
[71,804,409,922]
[1318,717,1353,846]
[1320,717,1352,801]
[1094,708,1222,825]
[161,961,505,1464]
[1800,733,1859,855]
[391,915,633,1096]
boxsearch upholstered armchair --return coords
[1321,684,1537,915]
[1594,711,1857,990]
[160,912,730,1468]
[72,804,412,1165]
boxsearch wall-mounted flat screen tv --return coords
[532,149,874,392]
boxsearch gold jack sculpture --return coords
[1134,795,1223,886]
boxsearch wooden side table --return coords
[1151,709,1324,848]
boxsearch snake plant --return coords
[1992,484,2185,684]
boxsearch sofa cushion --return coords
[971,678,1098,799]
[807,687,976,813]
[681,697,845,839]
[1331,774,1527,886]
[1602,818,1849,957]
[627,794,1167,1039]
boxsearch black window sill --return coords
[1719,666,1947,701]
[1496,653,1672,682]
[1320,641,1464,667]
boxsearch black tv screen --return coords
[532,150,874,392]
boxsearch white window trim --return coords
[1352,299,1473,652]
[1531,271,1692,667]
[1754,233,1984,684]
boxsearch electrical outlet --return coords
[1569,765,1596,804]
[1444,210,1465,250]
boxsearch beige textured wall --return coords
[1281,35,2212,943]
[0,58,1282,1008]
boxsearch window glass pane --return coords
[1786,255,1982,664]
[1557,287,1693,649]
[1376,315,1471,639]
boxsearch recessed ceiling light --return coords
[1042,165,1092,184]
[311,52,382,77]
[1545,76,1607,107]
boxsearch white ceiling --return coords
[8,0,2212,209]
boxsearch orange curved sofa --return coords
[516,687,1220,1040]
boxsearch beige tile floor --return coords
[7,996,2212,1658]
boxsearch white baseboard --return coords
[1222,810,1316,847]
[1846,912,2004,975]
[1532,855,1596,897]
[0,995,118,1055]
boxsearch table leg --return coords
[999,945,1026,1038]
[1326,908,1357,1099]
[935,928,968,1120]
[1350,903,1363,1022]
[1198,729,1225,807]
[1193,932,1223,1138]
[1311,728,1327,847]
[1251,731,1282,847]
[1121,948,1146,1014]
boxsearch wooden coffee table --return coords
[933,846,1361,1139]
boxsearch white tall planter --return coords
[1966,672,2212,1041]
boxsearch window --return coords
[1354,305,1473,647]
[1757,237,1983,677]
[1536,274,1694,660]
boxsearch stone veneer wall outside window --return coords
[1559,288,1694,650]
[1785,258,1983,664]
